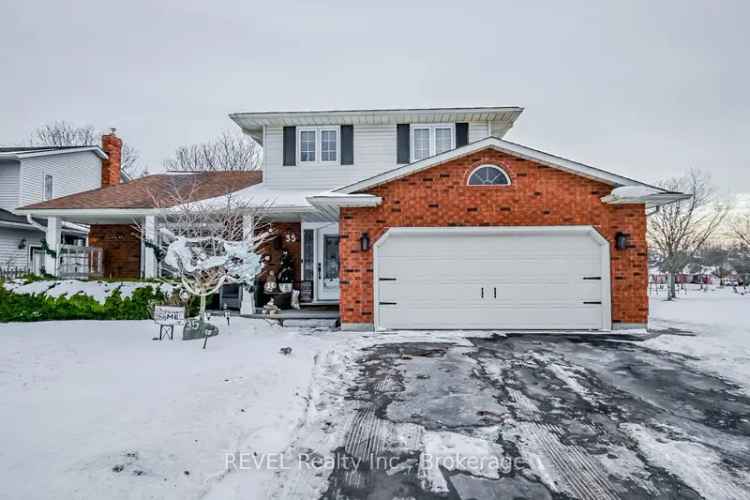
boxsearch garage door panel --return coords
[379,259,599,283]
[375,227,609,330]
[379,304,603,330]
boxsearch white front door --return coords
[316,223,340,301]
[374,226,611,330]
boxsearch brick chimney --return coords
[101,128,122,187]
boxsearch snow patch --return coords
[622,423,750,500]
[418,430,506,494]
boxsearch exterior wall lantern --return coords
[360,232,370,252]
[18,238,27,250]
[615,232,630,250]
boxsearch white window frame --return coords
[467,164,511,186]
[43,174,54,201]
[410,123,455,162]
[297,126,340,165]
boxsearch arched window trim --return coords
[467,164,511,186]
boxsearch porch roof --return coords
[18,171,262,212]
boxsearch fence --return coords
[57,245,104,279]
[0,267,29,281]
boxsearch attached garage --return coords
[374,226,611,330]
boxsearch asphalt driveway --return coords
[318,335,750,500]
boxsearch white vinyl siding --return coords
[0,227,38,268]
[262,121,501,190]
[0,161,20,210]
[18,151,101,207]
[469,122,490,142]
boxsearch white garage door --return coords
[374,226,611,330]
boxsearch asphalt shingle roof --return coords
[20,171,263,210]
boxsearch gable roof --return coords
[231,106,524,144]
[0,145,107,160]
[17,171,263,211]
[335,136,668,194]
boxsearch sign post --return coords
[153,305,186,341]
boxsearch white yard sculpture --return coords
[164,235,263,346]
[141,184,271,349]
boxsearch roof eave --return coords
[601,193,692,208]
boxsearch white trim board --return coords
[372,225,612,331]
[335,136,672,195]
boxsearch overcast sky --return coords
[1,0,748,193]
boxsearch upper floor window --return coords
[411,124,454,161]
[467,164,510,186]
[43,174,54,200]
[298,127,339,164]
[300,130,316,162]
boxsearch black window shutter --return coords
[397,124,410,163]
[341,125,354,165]
[455,123,469,148]
[283,126,296,166]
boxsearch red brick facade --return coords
[88,224,141,278]
[339,148,648,328]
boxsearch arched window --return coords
[467,164,511,186]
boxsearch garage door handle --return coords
[481,287,484,298]
[493,287,497,299]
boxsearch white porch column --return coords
[240,214,255,315]
[44,217,61,276]
[143,215,158,279]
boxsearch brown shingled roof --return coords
[20,171,263,210]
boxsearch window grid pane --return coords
[300,131,316,162]
[414,128,431,160]
[435,127,452,154]
[468,166,509,186]
[321,130,337,162]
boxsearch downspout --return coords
[26,214,46,231]
[646,206,660,217]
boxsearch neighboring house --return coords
[18,107,688,331]
[0,141,119,273]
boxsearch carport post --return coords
[143,216,158,279]
[239,214,254,315]
[44,217,61,276]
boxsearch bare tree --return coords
[730,213,750,248]
[163,131,261,172]
[137,179,271,348]
[31,121,142,179]
[648,169,729,299]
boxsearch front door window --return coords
[323,235,340,283]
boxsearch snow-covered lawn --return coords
[648,285,750,393]
[1,287,749,499]
[0,318,354,500]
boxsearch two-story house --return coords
[0,143,114,273]
[18,107,688,331]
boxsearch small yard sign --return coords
[153,305,185,340]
